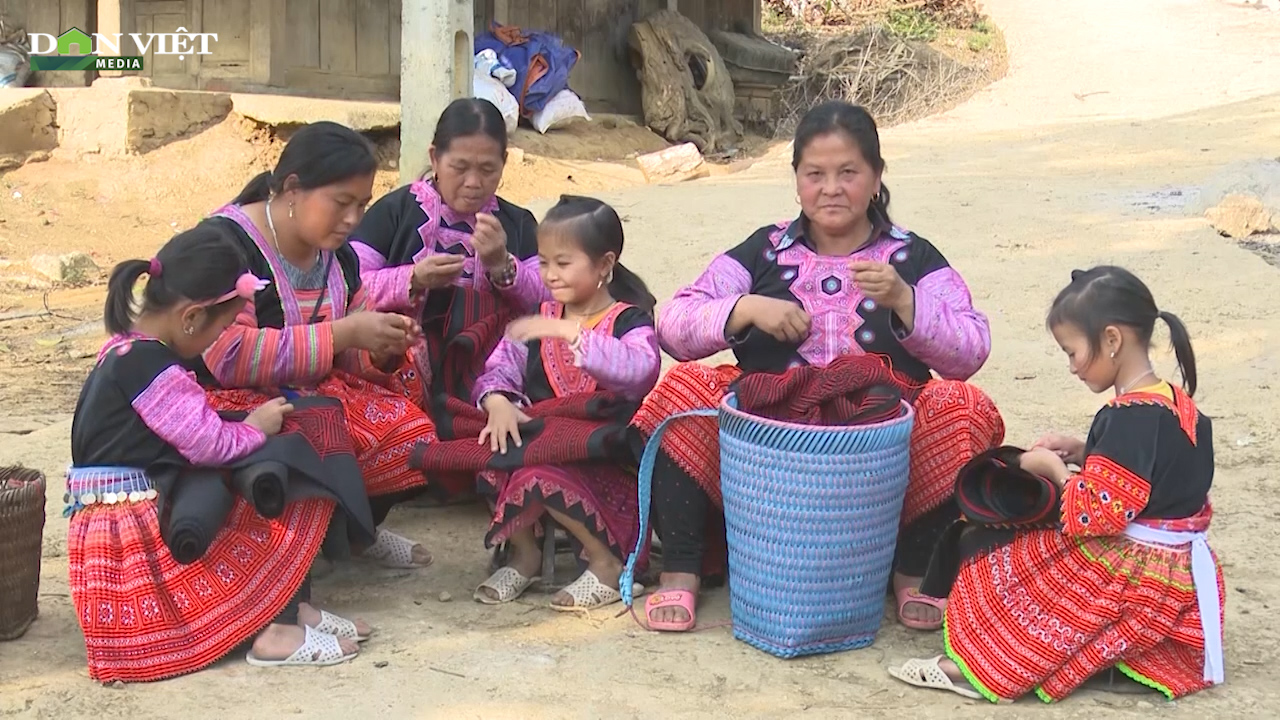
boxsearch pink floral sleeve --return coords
[471,336,531,407]
[131,365,267,465]
[352,240,416,313]
[897,267,991,380]
[657,254,753,362]
[573,326,661,401]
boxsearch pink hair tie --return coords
[148,258,162,276]
[199,272,270,307]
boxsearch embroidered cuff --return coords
[485,253,518,289]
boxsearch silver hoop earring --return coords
[1109,351,1116,359]
[288,202,295,219]
[184,327,194,336]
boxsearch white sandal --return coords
[309,609,371,643]
[887,656,983,700]
[245,626,357,668]
[474,566,540,605]
[361,528,433,569]
[550,570,643,612]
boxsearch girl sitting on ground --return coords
[67,227,371,682]
[889,265,1223,703]
[468,195,661,610]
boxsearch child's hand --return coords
[245,397,294,436]
[478,394,531,454]
[1030,433,1085,465]
[1019,447,1070,486]
[506,316,579,343]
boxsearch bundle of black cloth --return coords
[919,445,1064,598]
[155,396,376,564]
[156,467,236,564]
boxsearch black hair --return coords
[104,225,249,335]
[432,97,508,158]
[541,194,657,315]
[1047,265,1198,397]
[232,121,377,206]
[791,101,891,227]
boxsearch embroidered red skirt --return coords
[481,463,645,569]
[207,369,434,498]
[68,495,332,683]
[631,362,1005,526]
[943,509,1224,702]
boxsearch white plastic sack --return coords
[473,70,519,135]
[530,89,591,134]
[0,45,29,88]
[473,48,517,89]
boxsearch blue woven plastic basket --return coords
[621,392,915,659]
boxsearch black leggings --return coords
[369,488,425,527]
[650,448,958,582]
[274,576,312,625]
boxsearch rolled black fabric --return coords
[157,469,235,565]
[231,461,289,519]
[919,446,1063,598]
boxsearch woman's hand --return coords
[1031,433,1086,465]
[729,295,811,343]
[410,254,466,292]
[478,394,532,454]
[335,312,420,357]
[850,261,914,328]
[472,213,509,270]
[1019,447,1071,486]
[505,316,579,343]
[245,397,293,436]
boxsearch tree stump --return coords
[629,10,744,153]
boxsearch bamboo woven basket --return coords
[0,465,46,640]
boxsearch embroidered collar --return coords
[409,179,499,231]
[778,213,902,254]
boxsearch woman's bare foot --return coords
[250,623,357,661]
[357,528,433,568]
[478,536,542,602]
[296,602,373,638]
[649,572,700,625]
[551,555,623,607]
[894,572,944,627]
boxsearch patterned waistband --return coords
[64,466,156,517]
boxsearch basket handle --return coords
[620,408,719,608]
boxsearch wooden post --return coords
[399,0,475,185]
[249,0,287,87]
[96,0,125,77]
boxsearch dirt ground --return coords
[3,0,1280,717]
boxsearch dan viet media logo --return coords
[28,27,217,72]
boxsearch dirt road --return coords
[2,1,1279,718]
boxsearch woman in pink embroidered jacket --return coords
[349,98,547,408]
[468,195,661,611]
[632,101,1005,633]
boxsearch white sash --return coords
[1122,524,1224,684]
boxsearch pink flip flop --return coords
[644,589,697,632]
[895,586,946,631]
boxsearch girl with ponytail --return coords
[891,266,1223,704]
[422,194,661,609]
[70,226,373,680]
